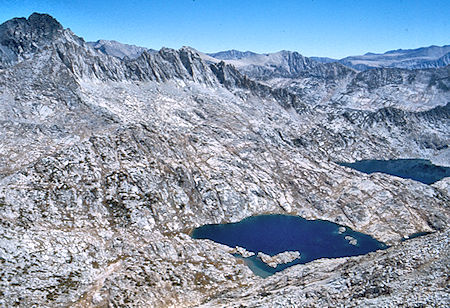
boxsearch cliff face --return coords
[0,13,449,307]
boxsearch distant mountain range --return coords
[90,40,450,71]
[312,45,450,70]
[209,45,450,71]
[201,48,450,111]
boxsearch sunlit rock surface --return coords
[257,251,301,268]
[0,13,449,307]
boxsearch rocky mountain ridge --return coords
[79,38,450,112]
[206,49,450,111]
[336,45,450,70]
[207,49,258,60]
[0,13,449,307]
[87,39,156,60]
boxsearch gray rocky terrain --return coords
[0,13,449,307]
[205,49,450,111]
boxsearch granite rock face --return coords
[0,13,449,307]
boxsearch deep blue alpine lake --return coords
[191,215,388,278]
[338,159,450,184]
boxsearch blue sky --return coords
[0,0,449,58]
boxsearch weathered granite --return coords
[257,251,301,268]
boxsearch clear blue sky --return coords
[0,0,449,58]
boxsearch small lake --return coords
[191,215,387,278]
[338,159,450,184]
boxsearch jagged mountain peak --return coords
[27,12,63,30]
[0,12,63,45]
[157,45,202,60]
[180,45,199,52]
[0,13,65,67]
[1,12,63,32]
[0,14,216,86]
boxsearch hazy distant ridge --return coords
[87,39,156,59]
[210,45,450,70]
[317,45,450,70]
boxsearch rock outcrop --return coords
[257,251,301,268]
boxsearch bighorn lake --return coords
[191,215,387,278]
[338,159,450,184]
